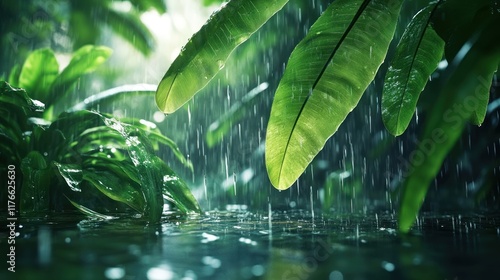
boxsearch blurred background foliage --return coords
[0,0,498,216]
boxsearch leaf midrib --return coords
[276,0,372,187]
[394,1,441,134]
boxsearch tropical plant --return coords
[155,0,499,232]
[1,46,200,222]
[0,0,167,77]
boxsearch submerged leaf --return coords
[266,0,403,190]
[382,2,444,136]
[156,0,289,114]
[398,19,500,233]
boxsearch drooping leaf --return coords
[382,2,445,136]
[156,0,289,114]
[206,82,268,147]
[398,19,500,233]
[66,196,115,220]
[18,48,59,102]
[154,156,201,214]
[67,84,157,112]
[266,0,403,190]
[49,45,112,104]
[129,0,167,13]
[99,115,164,222]
[106,8,155,56]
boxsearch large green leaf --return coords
[18,48,59,102]
[266,0,403,190]
[49,45,112,104]
[398,19,500,233]
[155,0,289,114]
[382,2,444,136]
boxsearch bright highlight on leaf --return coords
[265,0,403,190]
[155,0,289,114]
[382,2,444,136]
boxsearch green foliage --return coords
[399,17,500,232]
[266,0,403,190]
[1,46,201,222]
[155,0,499,232]
[155,0,289,114]
[9,46,112,119]
[382,2,444,136]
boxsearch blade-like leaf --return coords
[266,0,403,190]
[398,19,500,233]
[106,9,155,56]
[49,45,112,104]
[20,151,51,213]
[382,2,444,136]
[18,48,59,102]
[154,156,201,214]
[67,84,157,112]
[155,0,289,114]
[206,82,268,147]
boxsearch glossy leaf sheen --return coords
[18,48,59,102]
[266,0,403,190]
[50,45,112,102]
[398,20,500,233]
[382,3,444,136]
[156,0,288,114]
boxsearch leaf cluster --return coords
[155,0,499,232]
[1,46,200,222]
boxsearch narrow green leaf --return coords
[206,82,268,147]
[8,64,21,86]
[106,9,154,56]
[50,45,112,103]
[18,48,59,102]
[398,19,500,233]
[154,157,201,214]
[129,0,167,13]
[67,84,157,112]
[266,0,403,190]
[156,0,289,114]
[382,2,444,136]
[20,151,51,213]
[66,196,115,220]
[82,169,145,213]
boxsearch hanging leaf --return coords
[398,19,500,233]
[105,9,155,56]
[49,45,112,104]
[156,0,289,114]
[266,0,403,190]
[18,48,59,102]
[382,2,444,136]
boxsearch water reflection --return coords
[2,210,500,279]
